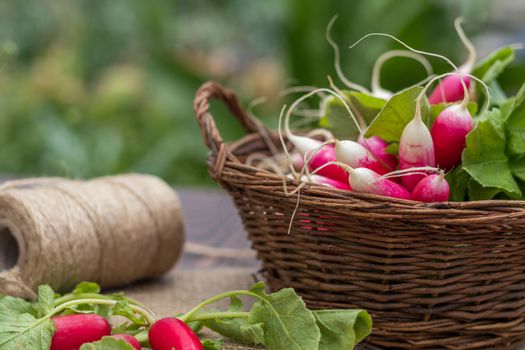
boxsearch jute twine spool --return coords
[0,174,185,299]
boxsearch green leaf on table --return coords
[445,166,470,202]
[246,283,320,350]
[73,282,101,294]
[0,295,34,321]
[80,337,135,350]
[320,91,386,140]
[467,178,502,201]
[365,86,428,142]
[462,115,521,198]
[505,83,525,156]
[204,295,261,344]
[111,301,147,326]
[32,285,55,318]
[472,46,516,83]
[0,313,55,350]
[202,338,223,350]
[315,309,372,350]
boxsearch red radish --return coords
[301,174,351,191]
[411,173,450,202]
[431,104,473,170]
[428,18,475,105]
[398,111,436,191]
[428,72,471,104]
[149,318,203,350]
[336,140,391,175]
[110,335,141,350]
[357,135,397,171]
[51,314,111,350]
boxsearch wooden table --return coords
[175,188,259,270]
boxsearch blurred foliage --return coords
[0,0,521,186]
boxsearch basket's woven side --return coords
[194,81,525,349]
[219,165,525,350]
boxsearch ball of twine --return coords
[0,174,185,299]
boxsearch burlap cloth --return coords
[122,267,262,349]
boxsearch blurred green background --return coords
[0,0,523,186]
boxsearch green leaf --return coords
[472,46,515,83]
[315,309,372,350]
[510,156,525,182]
[32,285,55,318]
[202,338,223,350]
[73,282,101,294]
[246,285,320,350]
[0,313,55,350]
[79,337,135,350]
[320,91,386,140]
[365,86,428,142]
[505,83,525,156]
[111,301,147,326]
[0,295,34,321]
[462,116,521,198]
[385,143,398,155]
[467,178,502,201]
[445,166,470,202]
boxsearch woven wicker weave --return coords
[194,81,525,350]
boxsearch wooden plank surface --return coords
[175,188,259,270]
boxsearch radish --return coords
[149,318,203,350]
[398,103,436,191]
[279,89,362,183]
[411,172,450,202]
[357,135,398,171]
[313,162,410,199]
[428,18,475,104]
[301,174,351,191]
[51,314,111,350]
[110,334,141,350]
[430,104,473,171]
[335,140,391,175]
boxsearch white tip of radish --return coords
[288,134,323,155]
[335,140,370,167]
[349,167,377,193]
[399,118,435,166]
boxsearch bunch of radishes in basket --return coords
[259,17,525,203]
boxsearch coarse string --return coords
[326,15,369,93]
[371,50,434,98]
[0,174,185,299]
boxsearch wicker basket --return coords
[194,81,525,350]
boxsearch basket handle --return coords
[193,81,277,179]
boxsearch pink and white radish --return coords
[398,101,436,191]
[335,140,392,175]
[357,135,398,171]
[411,172,450,202]
[312,162,410,200]
[428,18,475,104]
[300,174,352,191]
[279,88,363,183]
[431,104,473,171]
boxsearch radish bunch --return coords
[271,17,498,203]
